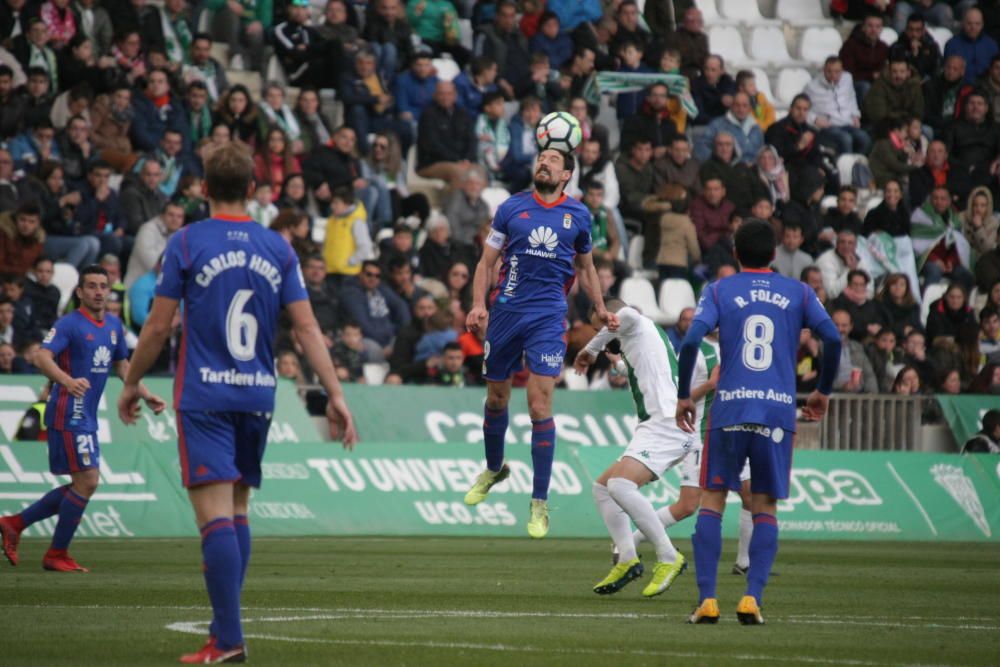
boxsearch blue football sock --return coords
[234,514,251,587]
[19,485,70,529]
[692,508,723,602]
[49,488,88,552]
[746,513,779,605]
[483,407,508,472]
[200,518,243,650]
[530,417,556,501]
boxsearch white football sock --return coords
[608,478,678,563]
[592,482,637,562]
[737,508,753,568]
[632,505,679,548]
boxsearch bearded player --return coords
[464,148,618,538]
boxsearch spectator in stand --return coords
[120,158,167,236]
[124,199,183,287]
[129,67,190,155]
[300,253,340,339]
[783,166,826,254]
[977,238,1000,294]
[0,203,45,277]
[19,68,56,133]
[365,0,417,84]
[648,182,698,281]
[442,166,490,246]
[445,261,472,311]
[912,185,974,289]
[832,269,889,341]
[21,161,102,269]
[73,0,114,58]
[840,13,890,101]
[271,207,318,261]
[926,282,977,344]
[0,149,14,213]
[205,0,269,72]
[331,321,367,383]
[416,80,476,186]
[322,186,373,282]
[567,95,609,153]
[394,51,438,131]
[272,0,323,89]
[183,81,214,149]
[981,55,1000,124]
[766,94,823,173]
[182,33,228,103]
[610,0,651,58]
[304,125,387,225]
[944,6,998,84]
[981,308,1000,364]
[247,182,277,226]
[877,272,923,337]
[615,138,655,229]
[735,70,775,132]
[419,212,469,282]
[694,91,763,167]
[801,265,827,304]
[500,96,541,192]
[559,45,599,116]
[378,223,418,273]
[823,186,865,243]
[890,11,942,79]
[12,19,59,91]
[0,302,13,346]
[385,293,438,384]
[893,1,957,33]
[908,139,970,210]
[818,229,876,300]
[620,82,679,161]
[653,135,701,197]
[386,256,429,310]
[863,58,924,127]
[614,40,653,122]
[339,258,411,361]
[864,178,912,237]
[867,327,903,393]
[773,222,813,280]
[530,11,572,70]
[969,361,1000,393]
[689,176,735,255]
[217,84,258,146]
[454,55,498,120]
[76,159,127,258]
[294,88,334,156]
[314,0,365,72]
[690,55,735,128]
[474,0,531,100]
[923,55,973,136]
[140,128,196,197]
[256,84,304,153]
[425,341,468,386]
[517,52,563,113]
[891,364,925,395]
[831,308,879,393]
[962,408,1000,452]
[90,85,134,168]
[943,91,1000,195]
[961,186,999,257]
[8,118,60,175]
[366,129,430,224]
[56,113,99,192]
[663,6,707,78]
[697,131,764,214]
[0,65,25,141]
[805,56,870,156]
[254,128,301,201]
[869,117,920,190]
[23,256,59,333]
[753,146,789,214]
[582,180,621,264]
[568,137,620,210]
[407,0,467,67]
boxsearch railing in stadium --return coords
[812,394,925,452]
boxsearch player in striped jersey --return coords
[574,299,717,598]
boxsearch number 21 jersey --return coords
[692,269,833,432]
[156,216,309,413]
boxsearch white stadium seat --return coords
[362,363,390,386]
[929,27,952,52]
[405,145,446,208]
[837,153,868,189]
[694,0,731,25]
[658,279,697,327]
[563,370,590,390]
[480,187,510,217]
[776,0,829,26]
[880,27,898,47]
[51,263,79,313]
[749,27,804,67]
[708,26,760,69]
[775,67,812,106]
[718,0,778,25]
[921,282,948,325]
[619,278,669,324]
[799,27,844,64]
[751,67,775,102]
[627,235,645,272]
[432,56,460,82]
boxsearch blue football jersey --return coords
[155,216,309,412]
[692,269,833,432]
[487,192,592,313]
[43,310,129,431]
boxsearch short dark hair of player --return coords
[734,218,776,269]
[77,264,109,289]
[204,141,255,203]
[331,185,355,205]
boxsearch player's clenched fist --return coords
[466,305,489,333]
[675,398,697,434]
[65,377,91,398]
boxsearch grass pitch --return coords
[0,537,997,666]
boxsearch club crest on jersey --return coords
[562,213,572,229]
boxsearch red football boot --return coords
[0,515,23,566]
[179,637,246,664]
[42,549,90,573]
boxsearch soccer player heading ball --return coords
[676,219,842,625]
[117,141,357,663]
[463,147,618,538]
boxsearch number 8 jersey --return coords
[156,216,309,412]
[692,268,833,432]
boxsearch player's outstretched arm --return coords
[466,243,501,334]
[575,252,619,331]
[34,349,90,398]
[287,300,358,450]
[114,359,166,418]
[119,296,178,425]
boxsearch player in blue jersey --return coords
[675,219,842,625]
[463,148,619,538]
[0,266,165,572]
[117,142,358,664]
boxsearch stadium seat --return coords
[718,0,777,25]
[266,55,288,87]
[775,67,812,106]
[880,27,898,46]
[480,187,510,217]
[458,18,474,50]
[775,0,830,26]
[929,27,952,52]
[362,362,390,385]
[799,27,843,64]
[708,27,760,69]
[619,278,669,324]
[375,227,394,246]
[694,0,732,25]
[627,235,645,272]
[751,67,775,102]
[228,70,262,99]
[921,282,948,324]
[563,370,590,390]
[432,56,461,82]
[860,194,882,219]
[405,145,446,208]
[51,263,79,312]
[749,27,805,67]
[819,194,837,213]
[658,279,697,327]
[837,153,869,188]
[311,215,326,244]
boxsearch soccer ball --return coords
[535,111,583,154]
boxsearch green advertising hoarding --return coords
[936,395,998,449]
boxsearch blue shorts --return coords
[483,309,567,381]
[47,429,100,475]
[701,424,794,499]
[177,411,271,489]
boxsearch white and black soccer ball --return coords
[535,111,583,154]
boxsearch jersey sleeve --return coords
[113,320,129,361]
[575,211,593,254]
[692,282,721,330]
[155,230,187,300]
[41,320,71,357]
[802,283,834,333]
[281,242,309,306]
[584,307,641,355]
[485,200,510,250]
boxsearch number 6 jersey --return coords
[156,215,309,412]
[692,268,834,432]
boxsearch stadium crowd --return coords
[0,0,998,400]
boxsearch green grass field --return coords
[1,537,997,666]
